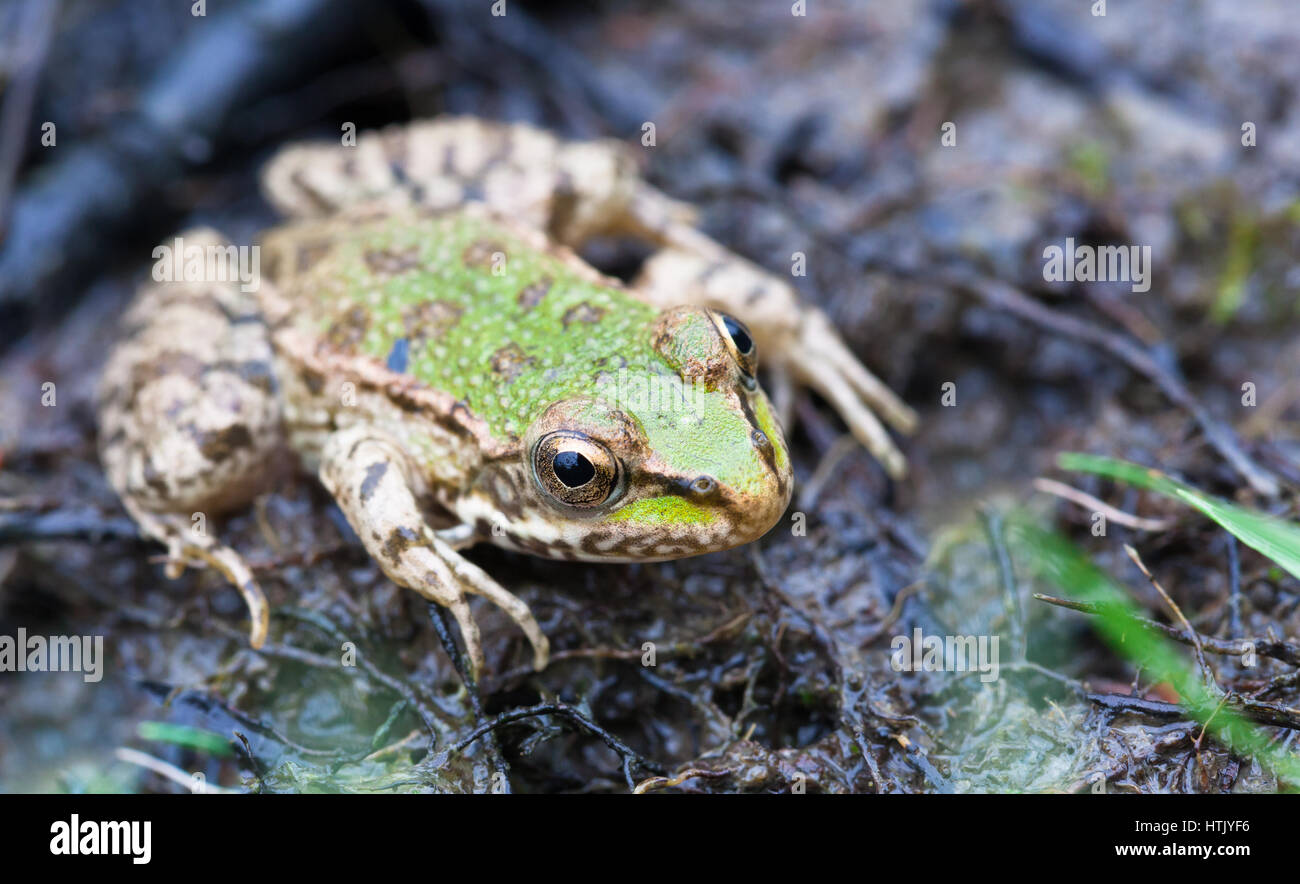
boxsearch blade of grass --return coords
[1058,452,1300,581]
[136,721,233,757]
[1006,512,1300,786]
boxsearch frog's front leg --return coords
[317,426,549,676]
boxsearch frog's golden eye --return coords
[711,310,758,382]
[533,431,619,508]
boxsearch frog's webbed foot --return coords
[625,217,919,478]
[318,427,549,676]
[98,229,283,647]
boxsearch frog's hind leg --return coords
[318,426,549,676]
[259,117,649,246]
[98,229,284,647]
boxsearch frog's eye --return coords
[711,311,758,382]
[533,431,619,508]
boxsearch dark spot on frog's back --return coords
[517,275,552,310]
[129,350,205,398]
[364,244,422,275]
[296,241,332,273]
[192,423,253,461]
[385,338,410,374]
[325,306,369,353]
[462,239,506,270]
[301,366,326,395]
[218,359,276,395]
[491,343,536,381]
[562,302,606,329]
[402,299,463,342]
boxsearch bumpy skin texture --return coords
[99,117,915,675]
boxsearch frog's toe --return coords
[804,312,918,435]
[781,312,916,480]
[442,593,486,679]
[201,544,270,649]
[805,366,909,479]
[435,534,550,672]
[127,507,270,648]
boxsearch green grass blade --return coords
[1005,512,1300,786]
[1058,452,1300,581]
[136,721,233,757]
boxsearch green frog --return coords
[98,117,916,675]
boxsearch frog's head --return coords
[492,306,792,562]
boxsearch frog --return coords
[97,117,916,676]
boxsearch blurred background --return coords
[0,0,1298,793]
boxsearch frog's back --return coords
[260,208,663,444]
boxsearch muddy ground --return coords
[1,0,1298,793]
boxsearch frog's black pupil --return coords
[722,316,754,355]
[553,450,595,487]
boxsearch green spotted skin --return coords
[264,208,792,560]
[307,214,658,438]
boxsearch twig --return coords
[1196,691,1234,748]
[632,767,732,794]
[1087,690,1300,735]
[1250,670,1300,701]
[483,611,754,688]
[232,732,265,793]
[1124,544,1213,686]
[426,602,507,790]
[1032,477,1176,532]
[862,580,925,644]
[1226,534,1243,639]
[114,747,237,794]
[890,731,954,794]
[0,508,142,545]
[1033,593,1300,667]
[1087,691,1186,719]
[448,702,664,790]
